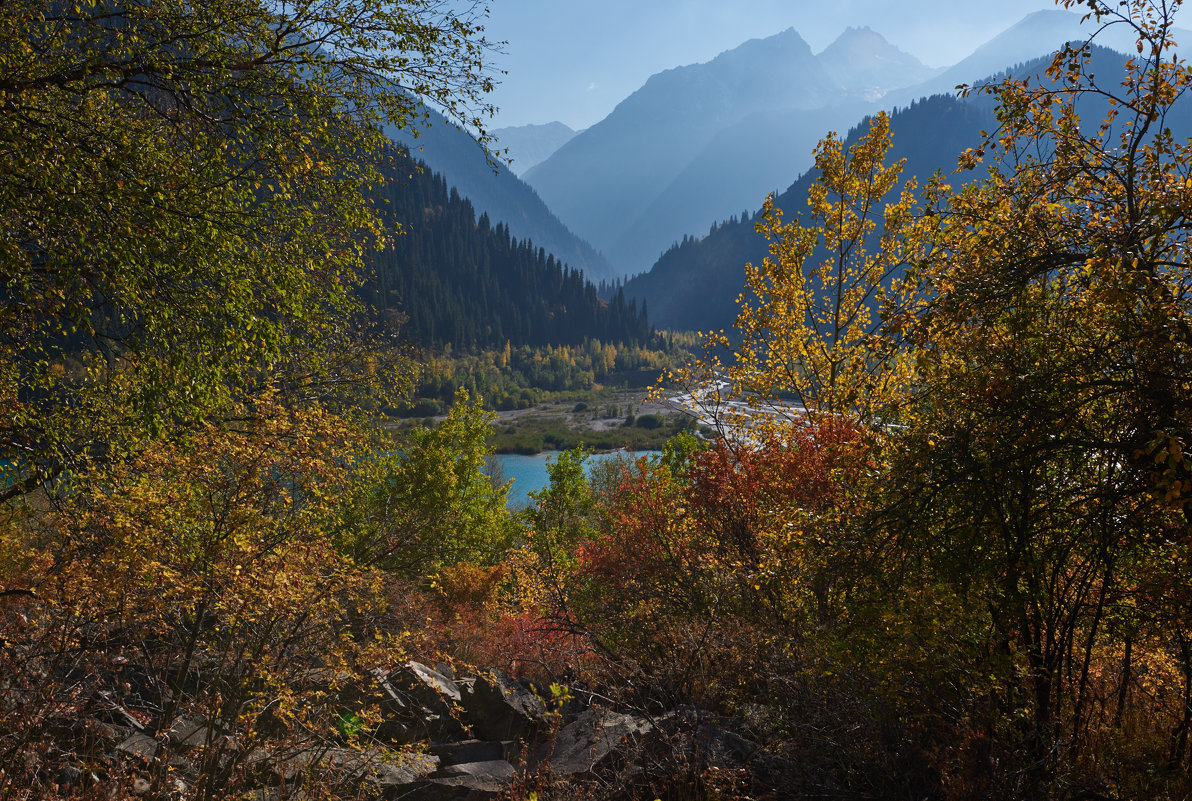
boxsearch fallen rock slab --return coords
[428,739,517,766]
[535,708,653,777]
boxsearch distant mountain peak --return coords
[817,26,938,101]
[490,121,577,176]
[833,24,877,39]
[715,26,812,59]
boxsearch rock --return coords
[687,722,761,770]
[132,776,151,795]
[370,667,412,713]
[536,708,653,777]
[359,750,440,789]
[433,760,516,782]
[96,691,145,731]
[462,671,547,742]
[273,748,438,794]
[54,765,84,793]
[406,662,461,702]
[371,663,468,743]
[428,739,517,766]
[117,732,159,759]
[164,716,208,749]
[417,760,516,800]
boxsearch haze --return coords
[485,0,1061,129]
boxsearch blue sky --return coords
[482,0,1061,129]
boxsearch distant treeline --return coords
[363,153,652,350]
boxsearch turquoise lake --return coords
[492,450,660,508]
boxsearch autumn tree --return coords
[876,0,1192,789]
[0,0,498,499]
[703,111,918,430]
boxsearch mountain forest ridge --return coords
[624,39,1192,332]
[376,6,1192,332]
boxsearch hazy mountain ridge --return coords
[621,92,996,333]
[490,121,577,176]
[623,43,1192,334]
[818,26,944,99]
[523,26,936,277]
[885,9,1192,106]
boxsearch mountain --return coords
[362,149,651,350]
[383,108,615,283]
[490,122,577,176]
[523,26,935,277]
[819,26,944,100]
[624,42,1192,335]
[886,9,1192,105]
[621,93,994,333]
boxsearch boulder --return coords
[461,671,547,743]
[272,748,438,795]
[406,662,462,703]
[416,759,516,800]
[685,722,762,770]
[535,708,653,777]
[358,750,440,791]
[116,732,159,760]
[371,662,468,743]
[164,716,208,749]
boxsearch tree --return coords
[718,111,918,429]
[0,0,498,499]
[881,0,1192,785]
[343,389,514,576]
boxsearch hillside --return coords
[362,150,651,350]
[384,109,615,283]
[622,93,994,332]
[489,121,578,175]
[624,43,1192,334]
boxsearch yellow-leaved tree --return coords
[663,112,919,438]
[727,111,918,429]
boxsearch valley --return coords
[6,2,1192,800]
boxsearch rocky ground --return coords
[69,661,790,800]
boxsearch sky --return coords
[481,0,1062,130]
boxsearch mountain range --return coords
[516,8,1192,280]
[376,8,1192,343]
[623,42,1192,334]
[489,122,578,176]
[521,26,936,276]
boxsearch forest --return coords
[2,0,1192,799]
[361,153,653,351]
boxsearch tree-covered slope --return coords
[362,152,652,350]
[623,93,995,332]
[625,44,1192,334]
[384,107,614,283]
